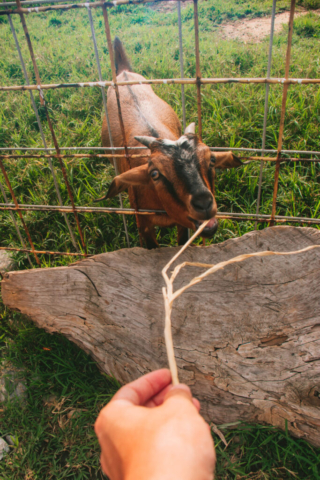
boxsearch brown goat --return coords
[98,37,242,249]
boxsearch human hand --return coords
[95,369,216,480]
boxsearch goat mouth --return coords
[190,216,218,237]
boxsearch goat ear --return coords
[106,164,150,198]
[185,122,196,134]
[211,152,243,169]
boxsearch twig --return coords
[161,222,320,385]
[210,422,229,447]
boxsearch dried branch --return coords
[162,222,320,385]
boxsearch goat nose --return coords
[191,191,213,212]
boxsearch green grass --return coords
[0,302,120,479]
[0,0,319,264]
[1,302,320,480]
[1,0,320,478]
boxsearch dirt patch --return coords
[149,0,191,13]
[220,9,320,43]
[148,3,319,43]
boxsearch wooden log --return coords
[2,226,320,446]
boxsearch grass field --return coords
[1,0,320,477]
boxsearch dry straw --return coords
[162,221,320,385]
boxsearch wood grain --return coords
[2,226,320,446]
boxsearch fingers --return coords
[163,385,201,412]
[112,369,172,406]
[192,397,201,412]
[144,384,172,408]
[145,383,201,411]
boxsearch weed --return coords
[297,0,320,9]
[48,17,62,27]
[294,12,320,38]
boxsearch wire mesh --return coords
[0,0,319,263]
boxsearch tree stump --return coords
[2,226,320,446]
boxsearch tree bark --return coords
[2,226,320,446]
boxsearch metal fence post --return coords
[255,0,276,229]
[15,0,87,253]
[193,0,202,140]
[271,0,296,224]
[177,1,186,131]
[102,4,144,247]
[8,13,80,252]
[86,5,130,248]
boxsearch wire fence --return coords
[0,0,319,265]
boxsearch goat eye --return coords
[150,170,160,180]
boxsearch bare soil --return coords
[149,0,191,13]
[149,3,319,43]
[218,9,320,43]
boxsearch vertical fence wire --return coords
[102,4,143,247]
[254,0,276,229]
[0,159,41,265]
[7,13,80,252]
[86,6,130,248]
[177,0,190,240]
[15,0,87,254]
[271,0,296,223]
[0,179,32,266]
[193,0,202,140]
[177,0,186,131]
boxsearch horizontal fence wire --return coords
[1,78,320,92]
[1,203,320,225]
[0,246,90,257]
[0,147,320,155]
[0,0,319,260]
[1,154,319,163]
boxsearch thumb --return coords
[164,384,193,402]
[164,384,201,412]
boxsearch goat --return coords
[97,37,242,249]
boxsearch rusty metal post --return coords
[177,0,186,131]
[270,0,296,223]
[8,13,79,252]
[102,4,143,247]
[193,0,202,140]
[15,0,87,253]
[255,0,276,229]
[0,159,40,265]
[86,5,130,248]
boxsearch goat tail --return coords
[113,37,133,75]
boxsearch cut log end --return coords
[2,226,320,446]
